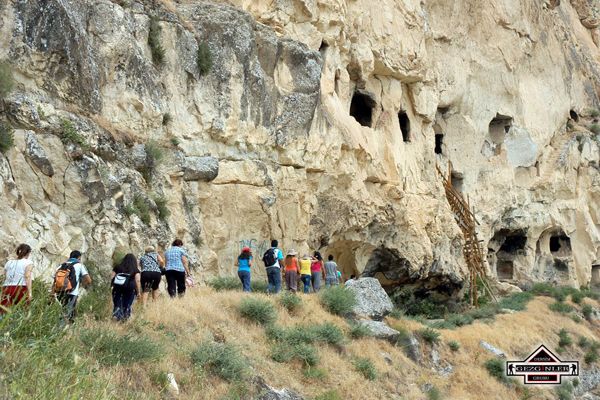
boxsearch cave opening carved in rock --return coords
[399,111,411,142]
[487,229,527,281]
[450,171,464,193]
[485,113,513,156]
[592,265,600,286]
[534,227,573,283]
[350,91,376,127]
[435,133,444,155]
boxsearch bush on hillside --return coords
[81,329,162,366]
[0,122,14,154]
[140,140,165,181]
[279,291,302,313]
[448,340,460,352]
[582,303,593,320]
[558,329,572,348]
[311,322,345,346]
[208,276,241,291]
[60,118,86,146]
[148,16,165,65]
[191,341,249,382]
[549,301,574,314]
[590,124,600,135]
[153,195,170,221]
[238,297,277,325]
[352,357,377,380]
[426,386,442,400]
[251,280,269,293]
[162,112,172,126]
[320,286,356,316]
[271,342,319,367]
[484,357,508,384]
[348,322,372,339]
[0,61,14,99]
[197,41,212,76]
[418,328,441,345]
[498,292,533,311]
[315,390,342,400]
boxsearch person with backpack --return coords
[283,250,300,292]
[235,247,253,292]
[262,240,284,294]
[139,246,165,306]
[299,254,312,293]
[111,253,142,321]
[53,250,92,324]
[1,244,33,314]
[324,255,339,287]
[311,251,325,292]
[164,239,190,297]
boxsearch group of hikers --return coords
[0,239,344,323]
[237,240,342,294]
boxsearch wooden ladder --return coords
[436,162,497,306]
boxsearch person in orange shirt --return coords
[284,250,300,293]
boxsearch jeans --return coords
[112,289,136,321]
[238,270,252,292]
[58,294,78,325]
[300,274,312,293]
[165,270,186,297]
[325,276,338,287]
[311,272,322,292]
[266,267,282,294]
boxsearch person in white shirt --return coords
[55,250,92,323]
[1,244,33,313]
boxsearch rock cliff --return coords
[0,0,599,294]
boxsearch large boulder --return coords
[356,320,400,342]
[255,377,303,400]
[182,156,219,182]
[345,277,394,320]
[24,131,54,177]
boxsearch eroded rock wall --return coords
[0,0,598,292]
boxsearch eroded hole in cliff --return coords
[488,113,513,148]
[550,233,571,257]
[592,265,600,286]
[450,172,464,193]
[319,40,329,54]
[399,111,411,142]
[350,91,375,127]
[435,134,444,154]
[488,229,527,281]
[570,109,579,122]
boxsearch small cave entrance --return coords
[487,113,513,155]
[350,91,376,127]
[549,233,571,257]
[569,109,579,122]
[399,111,411,142]
[435,134,444,155]
[592,265,600,286]
[362,247,412,287]
[488,229,528,281]
[450,171,464,193]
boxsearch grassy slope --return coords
[1,287,598,400]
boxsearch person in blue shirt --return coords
[164,239,190,297]
[235,246,253,292]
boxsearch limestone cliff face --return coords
[0,0,599,293]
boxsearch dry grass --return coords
[63,290,599,400]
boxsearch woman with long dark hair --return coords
[111,253,141,321]
[235,246,253,292]
[1,244,33,313]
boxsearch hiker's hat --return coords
[287,249,298,256]
[303,253,310,259]
[145,246,155,253]
[242,246,251,253]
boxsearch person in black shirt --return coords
[111,253,142,322]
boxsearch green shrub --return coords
[418,328,441,345]
[448,340,460,352]
[499,292,533,311]
[77,262,111,321]
[140,140,165,181]
[589,108,600,118]
[585,348,599,364]
[392,287,448,318]
[570,291,584,304]
[153,195,170,221]
[556,382,574,400]
[549,301,574,314]
[571,314,583,323]
[208,276,241,291]
[388,307,404,319]
[311,322,344,346]
[349,322,372,339]
[197,42,212,76]
[0,61,14,99]
[303,367,327,379]
[558,329,572,348]
[484,358,507,383]
[238,297,277,325]
[279,292,302,313]
[353,357,377,380]
[467,304,500,320]
[315,390,342,400]
[251,280,269,293]
[320,286,356,316]
[191,341,249,382]
[124,194,151,224]
[582,303,593,320]
[530,282,555,296]
[265,324,286,341]
[579,336,591,348]
[60,118,86,146]
[271,342,319,366]
[0,122,14,153]
[283,325,318,345]
[170,137,180,147]
[80,329,162,366]
[590,124,600,135]
[162,113,172,126]
[148,16,165,65]
[426,386,442,400]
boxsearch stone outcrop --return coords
[356,320,400,342]
[0,0,598,298]
[345,278,394,320]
